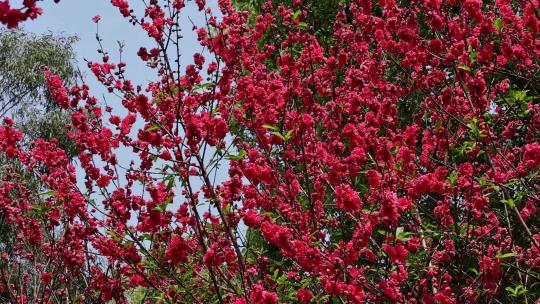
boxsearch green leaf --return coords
[496,252,518,259]
[301,278,312,289]
[106,230,122,242]
[31,204,51,215]
[318,295,331,302]
[38,190,57,197]
[146,123,160,132]
[434,119,443,132]
[511,90,529,102]
[153,196,173,212]
[284,129,294,141]
[165,175,175,192]
[223,203,232,215]
[502,198,515,208]
[262,124,278,130]
[458,63,471,71]
[397,231,415,241]
[193,82,213,90]
[493,18,502,31]
[295,22,308,29]
[225,149,247,161]
[377,230,388,236]
[467,118,485,139]
[516,285,528,295]
[506,285,528,296]
[448,170,458,186]
[469,50,478,63]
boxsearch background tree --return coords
[0,28,82,303]
[232,0,348,48]
[0,28,78,156]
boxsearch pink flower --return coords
[382,244,409,264]
[40,272,53,284]
[335,184,362,212]
[523,143,540,169]
[297,289,313,303]
[165,236,188,265]
[92,15,101,23]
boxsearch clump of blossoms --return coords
[0,0,539,303]
[0,0,60,28]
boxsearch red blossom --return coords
[335,183,362,212]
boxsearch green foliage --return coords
[0,29,82,303]
[232,0,349,49]
[18,110,79,158]
[0,29,79,158]
[0,29,79,116]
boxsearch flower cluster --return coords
[0,0,60,28]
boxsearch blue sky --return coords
[23,0,215,98]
